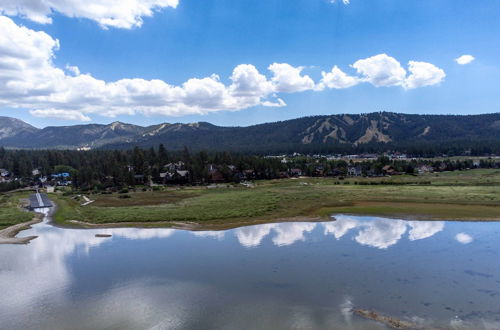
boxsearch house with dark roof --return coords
[417,164,434,174]
[347,166,362,177]
[382,165,397,175]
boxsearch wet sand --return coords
[64,215,327,232]
[0,213,43,244]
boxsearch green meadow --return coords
[47,169,500,229]
[0,192,33,230]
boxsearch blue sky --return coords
[0,0,499,128]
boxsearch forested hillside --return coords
[0,112,499,154]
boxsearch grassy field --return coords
[45,169,500,229]
[0,192,34,230]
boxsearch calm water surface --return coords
[1,210,500,329]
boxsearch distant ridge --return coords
[0,112,499,153]
[0,116,38,140]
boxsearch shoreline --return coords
[0,213,44,244]
[63,215,329,231]
[1,207,499,245]
[1,198,499,242]
[57,208,500,232]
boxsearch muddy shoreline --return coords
[64,215,328,231]
[3,196,499,243]
[58,210,500,232]
[0,213,44,244]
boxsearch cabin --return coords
[160,170,190,184]
[417,165,434,174]
[438,163,448,171]
[175,170,190,183]
[347,166,362,177]
[278,171,289,179]
[314,166,325,177]
[134,174,145,184]
[163,161,185,172]
[382,165,397,175]
[289,168,303,177]
[243,169,256,179]
[209,169,225,183]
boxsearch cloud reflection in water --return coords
[233,216,445,249]
[234,223,316,247]
[322,215,445,249]
[0,211,494,329]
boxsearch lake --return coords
[1,210,499,329]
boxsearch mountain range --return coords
[0,112,499,153]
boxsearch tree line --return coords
[0,146,498,192]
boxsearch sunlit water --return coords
[1,209,500,329]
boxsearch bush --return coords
[119,188,129,194]
[118,194,132,199]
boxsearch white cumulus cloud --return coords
[230,64,274,97]
[350,54,445,90]
[352,53,407,87]
[455,55,475,65]
[268,63,315,93]
[0,16,447,122]
[316,65,359,91]
[0,15,287,121]
[0,0,179,29]
[403,61,446,90]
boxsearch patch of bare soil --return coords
[0,213,43,244]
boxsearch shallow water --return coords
[1,211,500,329]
